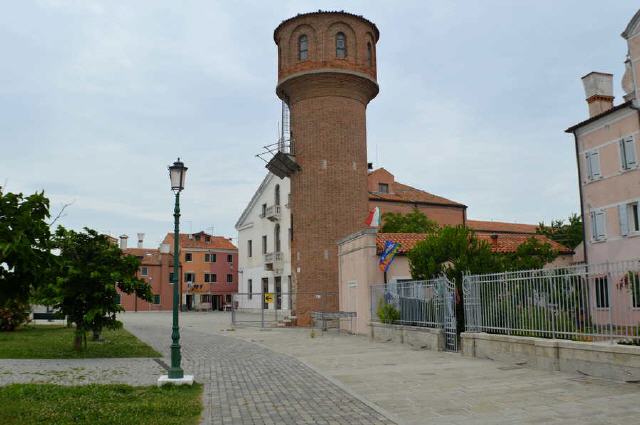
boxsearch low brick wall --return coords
[369,322,444,351]
[462,332,640,382]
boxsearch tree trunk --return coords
[74,328,84,351]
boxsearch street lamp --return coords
[159,158,193,386]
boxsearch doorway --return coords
[275,276,282,310]
[262,277,269,309]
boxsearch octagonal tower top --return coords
[274,10,379,88]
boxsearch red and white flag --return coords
[365,207,380,227]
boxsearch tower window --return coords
[336,32,346,58]
[367,42,373,66]
[299,34,308,61]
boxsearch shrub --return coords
[377,298,400,324]
[0,300,31,331]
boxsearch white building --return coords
[235,173,291,312]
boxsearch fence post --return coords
[231,294,236,325]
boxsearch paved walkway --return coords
[3,311,640,424]
[126,312,640,425]
[122,312,395,425]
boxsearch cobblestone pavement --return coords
[121,312,396,425]
[124,311,640,425]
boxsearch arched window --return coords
[275,184,280,205]
[367,42,373,66]
[336,32,346,58]
[298,35,308,61]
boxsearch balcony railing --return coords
[264,251,284,273]
[264,205,281,221]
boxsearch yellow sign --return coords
[264,293,274,304]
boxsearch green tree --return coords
[46,227,152,350]
[0,189,55,330]
[537,213,583,249]
[380,208,439,233]
[408,226,501,334]
[500,237,558,271]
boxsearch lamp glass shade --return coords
[169,159,187,191]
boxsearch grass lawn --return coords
[0,383,203,425]
[0,326,160,359]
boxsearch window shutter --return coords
[625,137,637,168]
[590,151,601,179]
[620,139,628,170]
[585,152,593,180]
[590,211,597,240]
[619,204,629,236]
[596,210,606,240]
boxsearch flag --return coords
[365,207,380,227]
[378,240,401,272]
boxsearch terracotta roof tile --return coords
[163,231,237,251]
[123,248,173,265]
[477,234,573,255]
[467,220,538,234]
[368,180,465,207]
[376,232,573,255]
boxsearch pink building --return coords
[118,244,177,312]
[162,231,238,311]
[565,9,640,324]
[566,10,640,265]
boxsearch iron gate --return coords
[371,276,459,352]
[441,277,458,352]
[230,291,338,328]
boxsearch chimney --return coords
[119,234,128,250]
[582,72,614,117]
[137,233,145,249]
[159,243,170,254]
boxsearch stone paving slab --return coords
[122,312,396,425]
[227,319,640,425]
[148,311,640,425]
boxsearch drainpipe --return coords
[571,131,588,264]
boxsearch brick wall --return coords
[275,12,379,324]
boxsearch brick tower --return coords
[272,11,379,323]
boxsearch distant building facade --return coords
[368,168,466,226]
[162,231,238,311]
[119,245,176,312]
[565,9,640,265]
[235,167,468,312]
[235,174,292,312]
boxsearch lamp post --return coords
[159,158,193,386]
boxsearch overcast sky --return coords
[1,1,638,248]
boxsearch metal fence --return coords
[371,277,458,351]
[463,260,640,344]
[231,291,339,328]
